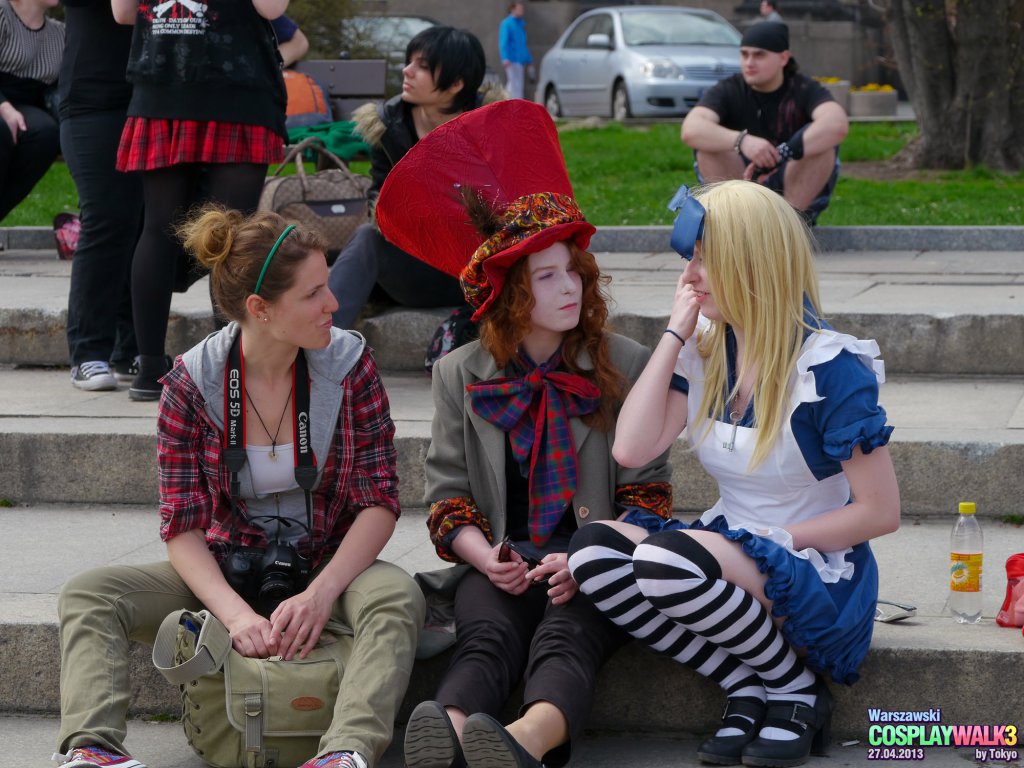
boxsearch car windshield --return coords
[620,11,741,47]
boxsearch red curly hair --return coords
[478,241,625,430]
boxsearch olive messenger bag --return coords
[152,608,353,768]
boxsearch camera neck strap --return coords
[223,333,317,541]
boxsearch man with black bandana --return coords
[681,22,847,224]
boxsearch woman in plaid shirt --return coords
[374,101,675,768]
[55,208,424,768]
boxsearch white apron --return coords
[676,325,886,584]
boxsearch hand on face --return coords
[668,273,702,338]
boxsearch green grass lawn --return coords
[4,121,1022,227]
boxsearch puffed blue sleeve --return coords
[798,349,893,474]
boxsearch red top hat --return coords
[376,100,595,320]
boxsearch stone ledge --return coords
[2,618,1019,740]
[5,225,1024,256]
[2,429,1022,518]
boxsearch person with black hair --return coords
[327,25,504,330]
[681,22,847,224]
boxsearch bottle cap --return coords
[958,501,977,515]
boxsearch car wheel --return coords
[544,86,562,118]
[612,81,632,121]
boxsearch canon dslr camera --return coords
[221,539,312,617]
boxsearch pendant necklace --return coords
[245,388,292,461]
[724,409,742,452]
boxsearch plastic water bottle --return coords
[949,501,983,623]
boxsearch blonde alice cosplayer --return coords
[671,180,824,470]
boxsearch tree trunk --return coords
[886,0,1024,171]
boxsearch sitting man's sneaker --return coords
[53,744,147,767]
[111,356,140,384]
[71,361,118,391]
[300,751,367,768]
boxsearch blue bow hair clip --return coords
[667,184,705,261]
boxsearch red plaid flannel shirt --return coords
[157,349,399,568]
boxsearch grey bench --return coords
[294,59,388,121]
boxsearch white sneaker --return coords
[70,361,118,391]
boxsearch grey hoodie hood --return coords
[181,322,366,476]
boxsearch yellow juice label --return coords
[950,553,982,592]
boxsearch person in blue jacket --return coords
[499,2,532,99]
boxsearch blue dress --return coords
[627,318,893,684]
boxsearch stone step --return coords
[3,246,1024,375]
[1,368,1022,519]
[3,504,1023,741]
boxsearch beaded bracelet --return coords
[734,129,748,155]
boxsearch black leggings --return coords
[131,162,266,357]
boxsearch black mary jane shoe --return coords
[461,712,544,768]
[697,699,767,765]
[740,681,834,768]
[404,700,466,768]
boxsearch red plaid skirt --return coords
[116,118,285,172]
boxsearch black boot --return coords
[741,679,833,768]
[129,354,172,402]
[698,699,767,765]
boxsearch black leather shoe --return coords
[741,681,833,767]
[697,699,767,765]
[404,700,466,768]
[462,712,544,768]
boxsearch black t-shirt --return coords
[58,0,134,118]
[697,72,833,146]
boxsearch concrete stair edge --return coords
[5,307,1024,376]
[2,432,1023,518]
[2,618,1020,738]
[6,225,1024,253]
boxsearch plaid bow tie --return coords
[468,350,601,546]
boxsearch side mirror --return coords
[586,33,613,50]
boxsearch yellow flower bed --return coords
[851,83,896,92]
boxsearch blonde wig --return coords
[691,181,823,470]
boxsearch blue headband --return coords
[668,184,705,261]
[254,224,296,296]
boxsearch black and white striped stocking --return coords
[569,524,765,738]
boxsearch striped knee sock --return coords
[633,531,818,740]
[569,525,765,736]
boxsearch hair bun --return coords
[180,205,244,271]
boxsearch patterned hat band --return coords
[460,191,587,311]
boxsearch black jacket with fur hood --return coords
[353,82,506,218]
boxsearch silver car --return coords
[536,6,742,119]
